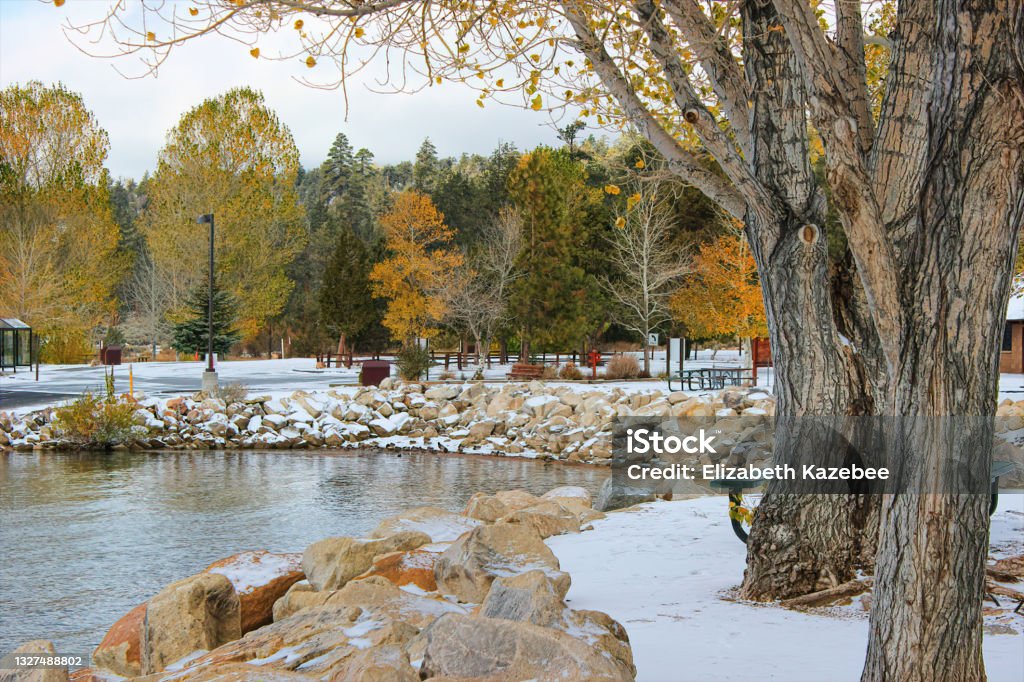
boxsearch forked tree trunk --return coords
[737,0,884,600]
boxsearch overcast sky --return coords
[0,0,570,180]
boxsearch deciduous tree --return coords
[0,81,125,361]
[369,191,462,342]
[140,88,306,340]
[670,231,766,342]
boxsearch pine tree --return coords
[413,138,440,193]
[508,147,600,355]
[171,281,240,356]
[321,133,354,201]
[319,224,377,353]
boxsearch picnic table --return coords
[667,366,754,391]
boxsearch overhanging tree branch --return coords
[564,3,747,220]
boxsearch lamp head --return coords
[197,214,213,224]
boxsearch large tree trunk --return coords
[862,4,1024,677]
[738,0,884,600]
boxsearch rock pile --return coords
[0,381,777,465]
[19,486,635,682]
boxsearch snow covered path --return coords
[548,495,1024,682]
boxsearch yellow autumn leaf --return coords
[146,31,156,41]
[604,184,621,195]
[354,27,365,38]
[496,78,504,87]
[476,99,485,108]
[53,0,66,6]
[458,43,470,53]
[635,159,646,169]
[530,94,542,110]
[305,55,316,67]
[627,193,641,210]
[615,217,626,228]
[188,7,198,16]
[250,47,260,58]
[294,19,304,30]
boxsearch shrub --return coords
[604,354,641,380]
[559,362,584,380]
[215,382,249,404]
[541,365,559,380]
[395,345,433,380]
[54,392,137,447]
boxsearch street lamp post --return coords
[197,213,219,394]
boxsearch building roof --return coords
[0,318,30,330]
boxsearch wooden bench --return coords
[508,363,545,380]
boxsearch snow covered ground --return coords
[0,350,767,413]
[548,495,1024,682]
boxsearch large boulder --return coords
[434,523,563,603]
[0,641,67,682]
[494,489,541,512]
[368,507,481,543]
[205,551,303,634]
[463,492,509,523]
[153,602,417,681]
[332,645,418,682]
[272,581,327,622]
[141,573,241,674]
[479,569,569,627]
[92,602,146,677]
[497,500,581,539]
[418,613,634,681]
[302,532,430,591]
[542,485,592,508]
[354,545,445,592]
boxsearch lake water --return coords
[0,449,608,657]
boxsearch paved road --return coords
[0,359,361,412]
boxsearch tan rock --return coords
[303,532,431,591]
[329,645,418,682]
[354,545,444,591]
[141,573,240,674]
[205,551,304,634]
[368,507,481,543]
[158,601,418,681]
[419,614,634,681]
[272,581,328,622]
[92,602,146,677]
[434,523,563,603]
[463,493,509,523]
[541,485,592,508]
[493,489,540,512]
[479,569,569,626]
[497,500,581,539]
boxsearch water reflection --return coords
[0,449,606,656]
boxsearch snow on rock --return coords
[1,382,788,466]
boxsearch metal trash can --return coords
[361,360,391,386]
[100,345,122,366]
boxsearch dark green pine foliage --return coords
[171,281,241,356]
[319,224,379,350]
[509,147,601,351]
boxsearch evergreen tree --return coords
[413,138,440,193]
[321,133,354,201]
[508,147,601,355]
[171,281,240,356]
[319,224,377,353]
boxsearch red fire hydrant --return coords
[588,349,600,379]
